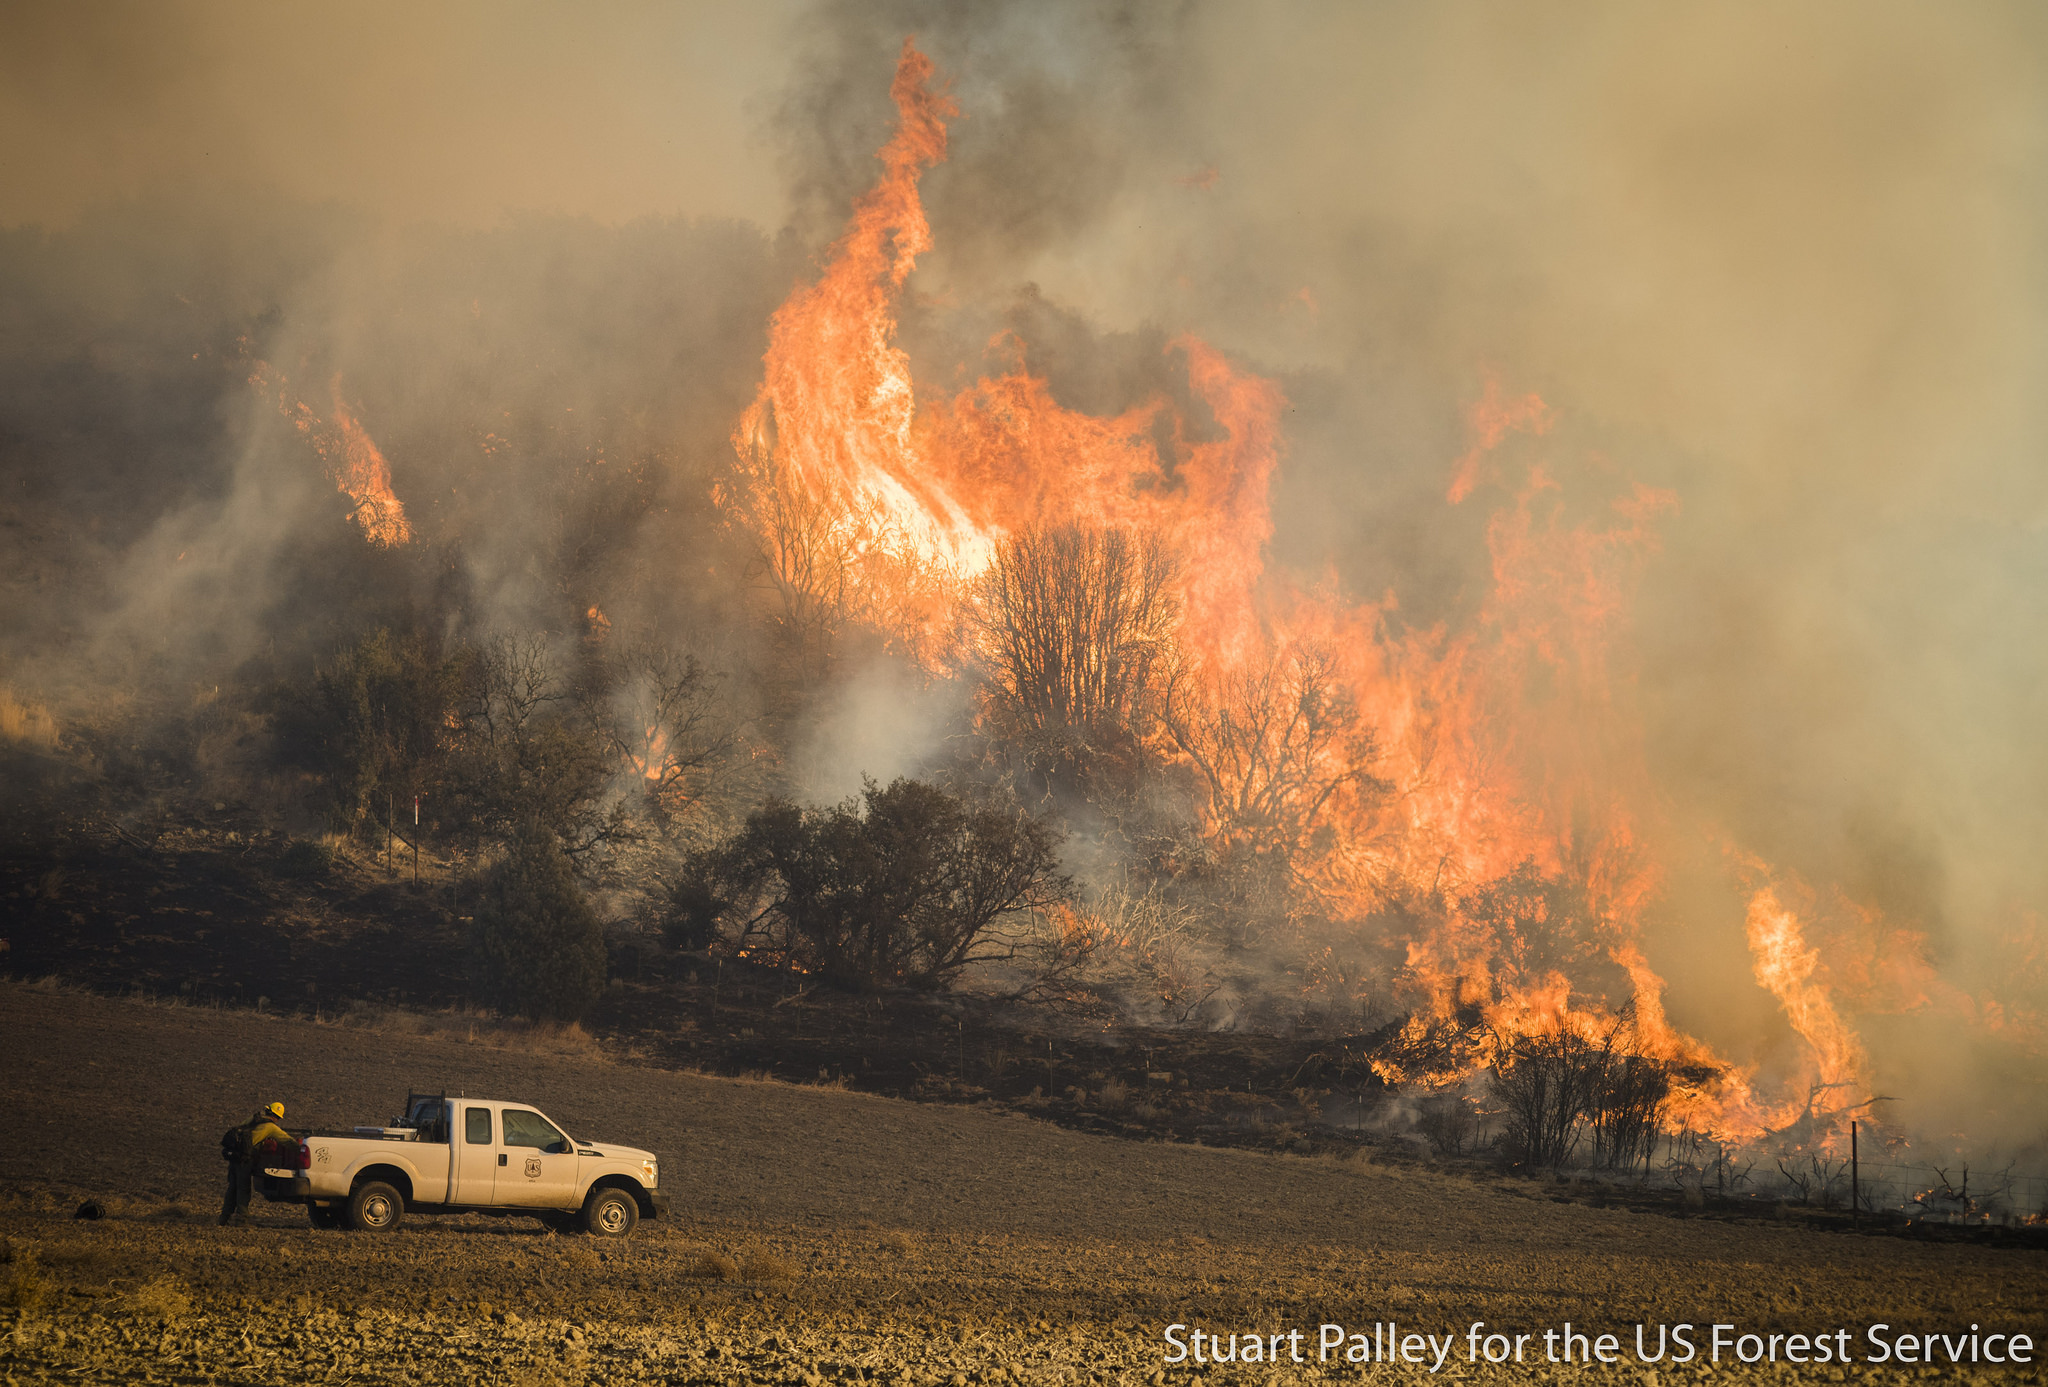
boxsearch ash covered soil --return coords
[1,985,2042,1384]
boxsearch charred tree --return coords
[1490,1026,1603,1168]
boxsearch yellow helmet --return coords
[266,1102,285,1120]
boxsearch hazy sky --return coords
[0,0,801,229]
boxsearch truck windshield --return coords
[501,1108,568,1152]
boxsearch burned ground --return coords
[1,982,2043,1384]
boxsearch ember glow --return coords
[724,39,2020,1143]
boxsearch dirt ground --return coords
[1,983,2042,1383]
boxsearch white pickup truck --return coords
[253,1092,669,1237]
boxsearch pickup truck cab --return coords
[254,1093,668,1237]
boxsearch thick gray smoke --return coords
[2,1,2043,1150]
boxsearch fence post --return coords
[1851,1120,1859,1227]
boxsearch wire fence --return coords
[1649,1132,2048,1222]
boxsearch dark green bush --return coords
[468,820,607,1023]
[670,777,1069,991]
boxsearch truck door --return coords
[453,1105,498,1205]
[495,1107,580,1208]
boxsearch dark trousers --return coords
[218,1160,251,1225]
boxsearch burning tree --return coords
[583,638,749,844]
[669,777,1070,991]
[1457,861,1626,1005]
[969,523,1179,797]
[724,437,953,700]
[1160,640,1386,944]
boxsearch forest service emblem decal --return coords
[525,1157,542,1178]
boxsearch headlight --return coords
[641,1159,657,1185]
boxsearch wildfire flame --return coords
[252,362,413,546]
[324,384,413,547]
[1745,883,1869,1096]
[721,39,2004,1142]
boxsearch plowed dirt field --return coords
[1,983,2040,1383]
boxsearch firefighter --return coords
[218,1101,289,1227]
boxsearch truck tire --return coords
[583,1186,639,1238]
[308,1203,347,1230]
[347,1180,406,1233]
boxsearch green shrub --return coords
[670,777,1069,991]
[468,820,607,1023]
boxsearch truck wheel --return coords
[583,1187,639,1238]
[308,1203,347,1230]
[347,1181,405,1233]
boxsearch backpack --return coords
[219,1124,250,1163]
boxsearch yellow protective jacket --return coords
[245,1119,290,1148]
[236,1116,291,1159]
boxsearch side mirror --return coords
[547,1140,571,1155]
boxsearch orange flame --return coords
[1745,883,1869,1096]
[324,384,413,547]
[629,724,668,783]
[251,362,412,546]
[719,40,1994,1142]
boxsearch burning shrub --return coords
[1491,1009,1673,1170]
[1489,1027,1603,1168]
[1458,863,1620,1002]
[670,777,1070,991]
[468,819,608,1023]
